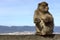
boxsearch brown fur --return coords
[33,2,54,35]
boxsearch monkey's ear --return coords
[38,3,41,6]
[46,3,48,6]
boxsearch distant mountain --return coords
[0,26,35,33]
[54,26,60,32]
[0,25,60,33]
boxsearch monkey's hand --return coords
[44,18,49,22]
[34,18,41,23]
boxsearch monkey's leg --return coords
[36,26,41,32]
[39,20,47,35]
[46,27,53,34]
[41,25,52,35]
[41,27,47,35]
[35,26,42,35]
[35,22,44,35]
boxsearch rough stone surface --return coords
[0,34,60,40]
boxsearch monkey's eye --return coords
[41,5,46,7]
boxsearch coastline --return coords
[0,32,60,35]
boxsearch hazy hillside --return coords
[0,25,60,33]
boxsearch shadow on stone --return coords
[36,34,55,38]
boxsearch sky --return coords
[0,0,60,26]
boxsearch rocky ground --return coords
[0,34,60,40]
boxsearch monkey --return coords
[33,2,54,35]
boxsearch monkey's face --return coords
[38,2,49,12]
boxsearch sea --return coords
[0,26,60,35]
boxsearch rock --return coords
[0,34,60,40]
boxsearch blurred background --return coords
[0,0,60,34]
[0,0,60,26]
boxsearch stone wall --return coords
[0,34,60,40]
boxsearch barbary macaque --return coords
[33,2,54,35]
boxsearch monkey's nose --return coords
[46,7,49,9]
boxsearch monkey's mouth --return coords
[43,9,48,12]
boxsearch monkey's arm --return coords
[33,10,41,24]
[43,14,53,23]
[48,17,54,32]
[51,18,54,27]
[44,17,54,28]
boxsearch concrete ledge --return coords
[0,34,60,40]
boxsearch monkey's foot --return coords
[35,32,42,35]
[35,32,47,36]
